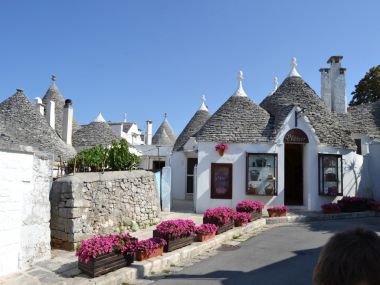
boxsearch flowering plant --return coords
[76,233,138,264]
[236,200,264,213]
[155,219,196,239]
[195,224,218,235]
[321,203,341,211]
[136,238,167,255]
[368,200,380,211]
[203,207,236,225]
[267,206,288,212]
[340,197,368,203]
[215,143,228,151]
[234,212,252,225]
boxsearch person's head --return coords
[313,227,380,285]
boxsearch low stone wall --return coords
[50,170,160,250]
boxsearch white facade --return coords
[194,109,362,213]
[110,122,144,145]
[0,149,52,276]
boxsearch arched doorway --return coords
[284,129,309,205]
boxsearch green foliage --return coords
[349,65,380,106]
[107,139,140,171]
[68,139,140,173]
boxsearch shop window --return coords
[246,153,278,196]
[354,139,362,155]
[318,154,343,196]
[210,163,232,199]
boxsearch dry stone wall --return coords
[50,170,160,250]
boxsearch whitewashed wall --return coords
[0,149,51,276]
[195,109,361,213]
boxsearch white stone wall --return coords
[368,143,380,200]
[0,150,51,276]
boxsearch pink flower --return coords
[321,203,341,211]
[155,219,196,239]
[234,212,252,225]
[137,238,167,255]
[236,200,264,213]
[215,143,228,151]
[195,224,218,235]
[204,207,236,225]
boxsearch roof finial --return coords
[124,113,127,123]
[233,70,248,97]
[199,95,208,111]
[51,74,56,82]
[164,112,167,119]
[272,76,278,94]
[288,57,301,77]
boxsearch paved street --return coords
[151,217,380,285]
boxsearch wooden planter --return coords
[267,210,287,217]
[234,220,247,227]
[337,201,369,213]
[153,230,194,252]
[203,218,234,234]
[78,252,134,278]
[196,232,216,242]
[136,246,164,261]
[322,209,341,214]
[237,210,262,222]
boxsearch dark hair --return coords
[313,227,380,285]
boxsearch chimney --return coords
[63,99,73,145]
[145,120,153,145]
[320,56,346,113]
[46,100,55,129]
[34,97,44,115]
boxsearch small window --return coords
[355,139,362,155]
[318,154,343,196]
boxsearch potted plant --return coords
[234,212,252,227]
[337,197,370,212]
[76,233,137,277]
[203,207,236,234]
[135,237,167,261]
[215,143,228,156]
[368,200,380,212]
[153,219,195,252]
[236,200,264,221]
[321,203,341,214]
[195,224,218,242]
[267,206,288,217]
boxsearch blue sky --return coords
[0,1,379,135]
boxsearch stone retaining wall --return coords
[50,170,160,250]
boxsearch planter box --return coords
[203,218,234,234]
[196,232,216,242]
[136,246,164,261]
[237,210,262,222]
[153,230,194,252]
[234,220,247,227]
[338,201,369,213]
[322,209,341,214]
[78,252,134,278]
[267,210,287,217]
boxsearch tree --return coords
[349,65,380,106]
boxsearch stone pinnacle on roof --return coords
[271,77,279,95]
[232,71,248,97]
[93,112,106,122]
[152,113,177,145]
[199,95,208,111]
[288,57,301,78]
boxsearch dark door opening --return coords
[152,160,165,172]
[186,158,197,194]
[285,144,304,205]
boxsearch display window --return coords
[318,154,343,196]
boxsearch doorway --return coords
[186,158,197,195]
[284,144,304,205]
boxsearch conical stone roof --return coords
[196,95,274,143]
[173,109,210,151]
[42,77,81,137]
[72,114,119,149]
[0,90,76,159]
[152,116,177,145]
[260,76,355,148]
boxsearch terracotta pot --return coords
[196,232,216,242]
[234,220,247,227]
[217,149,225,156]
[267,210,287,217]
[136,246,164,261]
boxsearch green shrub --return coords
[68,139,140,173]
